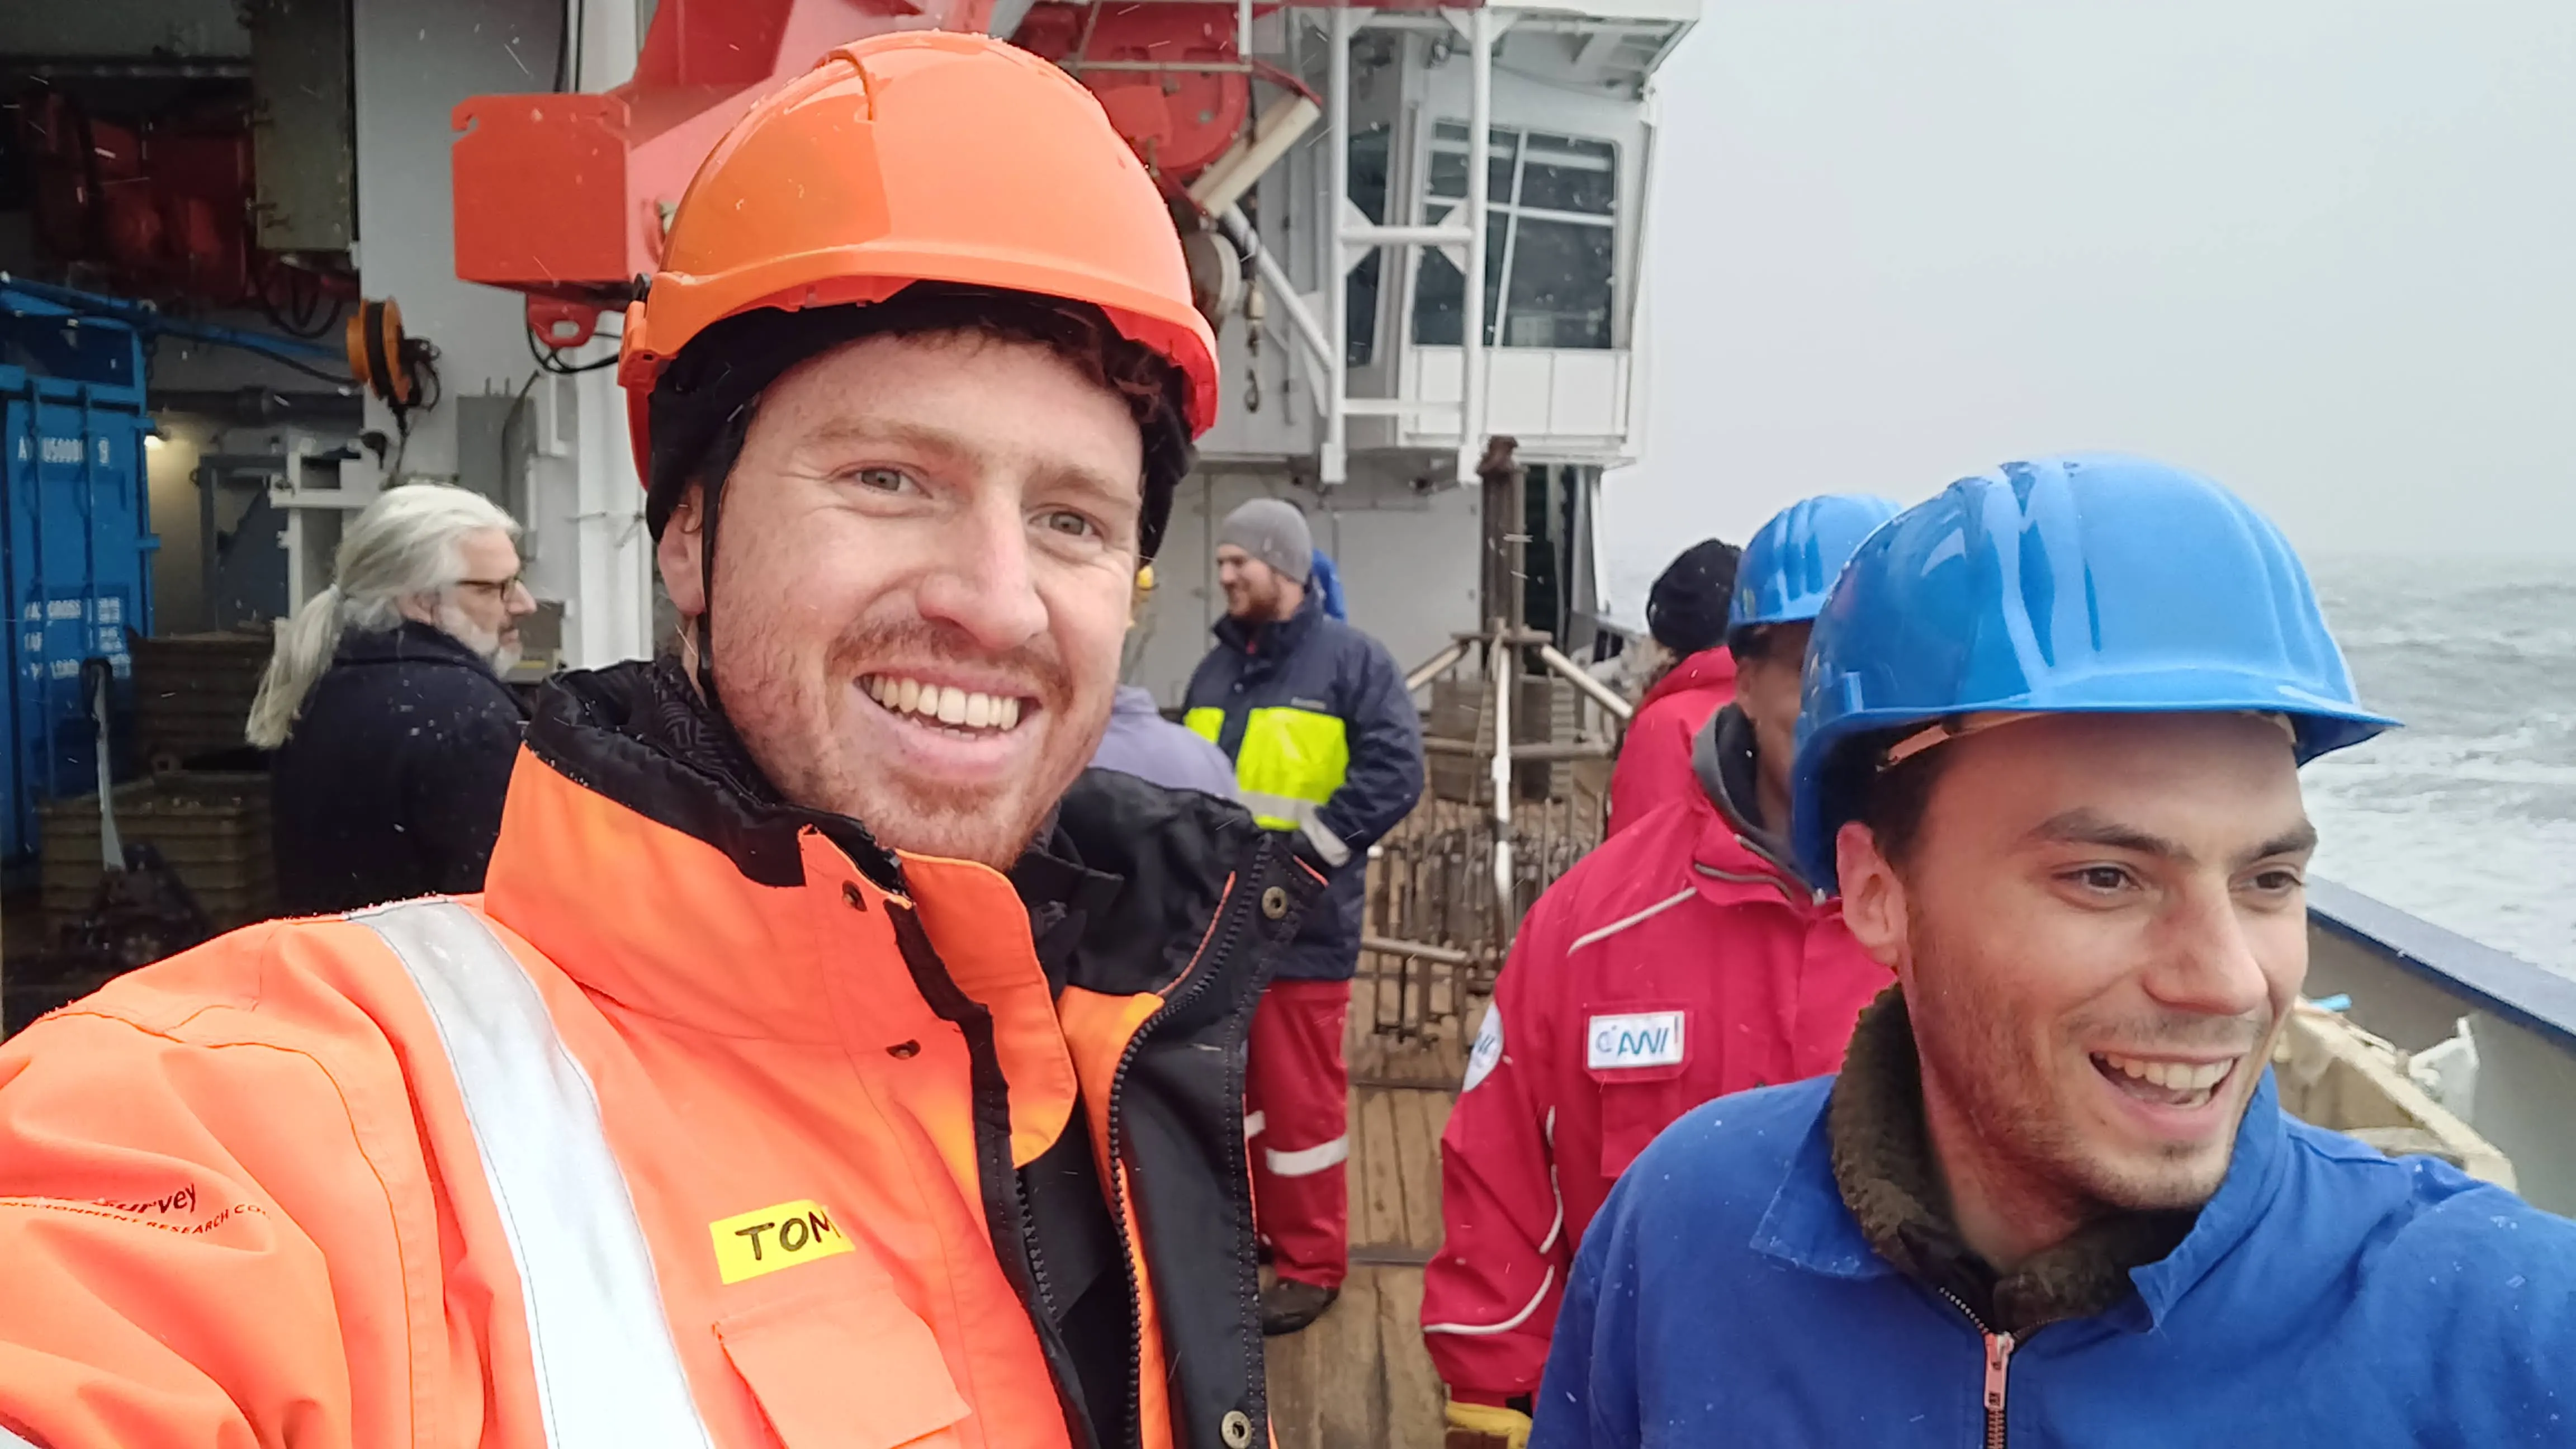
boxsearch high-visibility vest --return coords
[1186,705,1352,865]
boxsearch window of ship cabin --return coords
[1347,122,1394,367]
[1412,122,1617,349]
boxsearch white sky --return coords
[1600,0,2576,618]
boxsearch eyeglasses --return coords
[454,575,527,598]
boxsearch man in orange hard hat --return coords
[0,34,1317,1449]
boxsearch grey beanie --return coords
[1217,498,1314,585]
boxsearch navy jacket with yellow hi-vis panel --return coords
[1183,589,1424,981]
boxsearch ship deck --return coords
[1263,974,1471,1449]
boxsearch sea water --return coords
[2305,555,2576,976]
[1601,547,2575,973]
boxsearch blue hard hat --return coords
[1789,454,2397,889]
[1728,494,1906,646]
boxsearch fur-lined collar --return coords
[1827,990,2196,1334]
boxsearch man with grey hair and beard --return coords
[247,481,536,913]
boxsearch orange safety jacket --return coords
[0,661,1319,1449]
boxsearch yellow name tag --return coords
[709,1199,855,1284]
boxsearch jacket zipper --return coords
[1011,1168,1063,1324]
[882,902,1098,1449]
[1100,860,1265,1449]
[1001,1168,1090,1447]
[1936,1289,2015,1449]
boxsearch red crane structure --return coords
[449,0,1361,349]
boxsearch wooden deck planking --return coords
[1262,1295,1325,1449]
[1375,1265,1448,1441]
[1356,1090,1408,1249]
[1264,984,1464,1448]
[1391,1088,1446,1251]
[1309,1267,1384,1447]
[1265,1263,1450,1449]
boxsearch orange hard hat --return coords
[617,30,1221,476]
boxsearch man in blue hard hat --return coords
[1424,496,1898,1449]
[1533,456,2576,1447]
[1708,495,1901,839]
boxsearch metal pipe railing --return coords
[1405,640,1472,693]
[1323,7,1354,486]
[1537,642,1635,722]
[1343,224,1475,247]
[1488,635,1514,916]
[1459,6,1494,486]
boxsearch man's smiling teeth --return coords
[2098,1052,2231,1095]
[863,676,1022,731]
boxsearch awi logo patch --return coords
[1461,1007,1505,1092]
[1587,1010,1685,1071]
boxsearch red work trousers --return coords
[1246,977,1352,1289]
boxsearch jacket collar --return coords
[489,655,1253,1022]
[482,660,1093,1163]
[1010,814,1129,995]
[521,657,896,891]
[1755,991,2291,1336]
[1684,705,1820,908]
[1639,645,1737,712]
[1210,585,1322,660]
[336,618,499,674]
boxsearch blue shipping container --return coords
[0,285,159,863]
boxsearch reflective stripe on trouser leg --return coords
[1244,978,1351,1289]
[351,899,716,1449]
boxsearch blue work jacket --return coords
[1182,591,1423,980]
[1536,1072,2576,1446]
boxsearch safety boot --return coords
[1258,1277,1339,1336]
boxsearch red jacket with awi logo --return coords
[1420,707,1891,1402]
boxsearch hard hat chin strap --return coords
[681,401,760,766]
[1879,711,2049,770]
[1879,708,2296,771]
[693,498,724,716]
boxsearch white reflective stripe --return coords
[1694,859,1804,906]
[1240,792,1352,867]
[1567,887,1695,953]
[1244,1110,1268,1139]
[1297,812,1352,869]
[1421,1266,1557,1337]
[1262,1134,1350,1178]
[353,900,716,1449]
[1537,1106,1565,1254]
[1240,789,1310,822]
[1423,1110,1565,1339]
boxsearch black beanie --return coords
[1646,538,1741,655]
